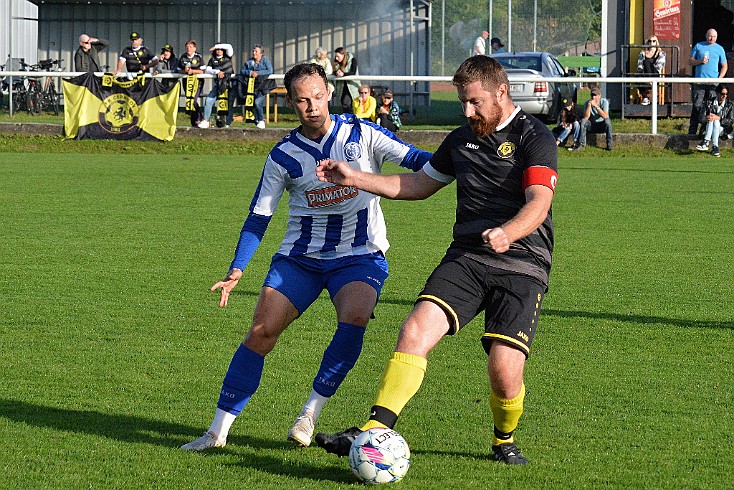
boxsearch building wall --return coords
[35,0,430,103]
[1,0,38,68]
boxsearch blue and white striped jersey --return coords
[230,114,432,269]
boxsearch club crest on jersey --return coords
[344,142,362,161]
[497,141,516,158]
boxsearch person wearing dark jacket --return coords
[201,43,235,128]
[74,34,109,72]
[154,43,178,88]
[695,83,732,157]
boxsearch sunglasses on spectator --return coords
[720,92,728,96]
[359,91,369,94]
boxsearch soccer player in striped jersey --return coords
[180,63,432,451]
[314,55,558,465]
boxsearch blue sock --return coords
[217,344,264,416]
[313,322,366,397]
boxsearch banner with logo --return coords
[653,0,680,40]
[242,76,256,123]
[63,72,179,141]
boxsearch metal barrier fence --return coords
[3,70,734,135]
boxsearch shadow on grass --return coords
[543,308,732,329]
[229,292,733,329]
[0,399,353,483]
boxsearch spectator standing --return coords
[491,37,506,54]
[179,63,432,453]
[154,44,178,88]
[376,89,402,132]
[114,32,158,76]
[473,31,489,56]
[695,83,732,157]
[201,43,235,129]
[333,47,360,113]
[688,28,728,135]
[239,44,274,129]
[636,35,666,105]
[352,84,377,122]
[570,87,613,151]
[74,34,109,72]
[177,39,206,127]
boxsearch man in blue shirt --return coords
[688,29,728,135]
[569,87,613,151]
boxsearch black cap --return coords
[490,37,504,47]
[130,32,140,40]
[161,43,172,53]
[562,98,570,106]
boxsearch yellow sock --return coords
[359,352,427,431]
[489,383,525,446]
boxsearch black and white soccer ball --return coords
[348,428,411,485]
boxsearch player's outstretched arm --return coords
[316,159,445,200]
[210,268,243,308]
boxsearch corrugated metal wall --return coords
[35,0,431,102]
[1,0,39,68]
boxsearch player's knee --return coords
[338,309,371,326]
[243,327,279,356]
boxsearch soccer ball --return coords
[348,428,411,485]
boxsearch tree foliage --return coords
[433,0,602,73]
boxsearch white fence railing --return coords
[3,71,734,135]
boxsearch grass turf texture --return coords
[1,151,732,489]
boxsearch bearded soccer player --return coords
[180,63,432,451]
[314,55,558,465]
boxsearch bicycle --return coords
[37,59,63,116]
[20,58,63,115]
[1,58,30,113]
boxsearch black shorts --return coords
[417,251,546,357]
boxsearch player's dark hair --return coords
[453,55,509,93]
[284,63,328,97]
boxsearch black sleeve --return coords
[346,58,358,76]
[428,129,459,177]
[94,39,110,51]
[220,58,234,75]
[74,50,83,71]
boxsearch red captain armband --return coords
[522,166,558,192]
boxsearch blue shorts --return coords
[263,252,389,315]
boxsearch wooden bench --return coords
[265,87,287,123]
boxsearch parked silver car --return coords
[491,52,578,123]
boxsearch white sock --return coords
[208,408,237,440]
[301,389,329,420]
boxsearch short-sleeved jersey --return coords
[177,52,205,72]
[119,46,156,72]
[424,107,558,284]
[249,114,431,260]
[691,41,727,79]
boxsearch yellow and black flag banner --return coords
[184,75,200,114]
[217,88,229,118]
[63,72,179,141]
[243,76,256,123]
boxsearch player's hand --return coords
[316,159,353,185]
[211,268,243,308]
[482,227,510,253]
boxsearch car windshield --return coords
[496,56,542,71]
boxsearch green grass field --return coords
[1,148,732,489]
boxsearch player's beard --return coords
[468,100,503,138]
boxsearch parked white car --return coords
[491,52,578,123]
